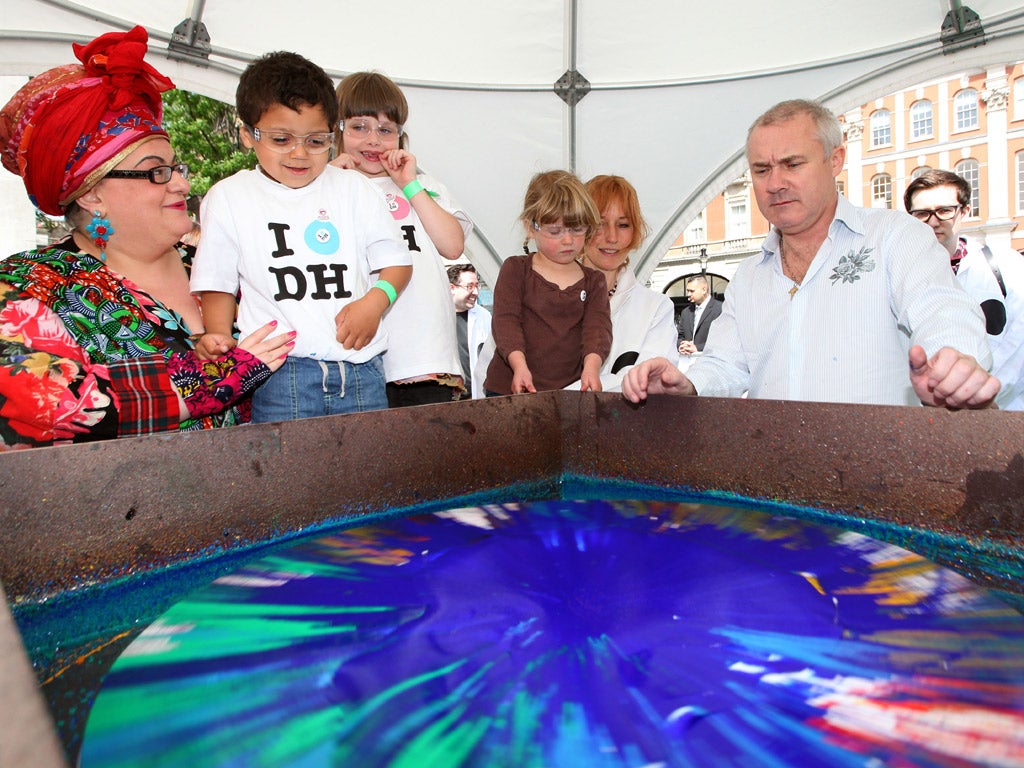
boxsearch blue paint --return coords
[13,480,1024,764]
[77,500,1024,767]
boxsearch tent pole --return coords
[569,0,578,173]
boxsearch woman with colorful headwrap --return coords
[0,26,292,449]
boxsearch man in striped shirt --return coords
[624,99,998,408]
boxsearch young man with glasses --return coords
[447,264,492,399]
[905,169,1024,410]
[190,52,412,423]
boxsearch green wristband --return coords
[402,179,425,200]
[373,279,398,305]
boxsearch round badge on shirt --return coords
[385,192,411,221]
[304,209,340,255]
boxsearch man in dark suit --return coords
[677,275,723,355]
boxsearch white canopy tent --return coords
[3,0,1024,287]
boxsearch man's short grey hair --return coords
[747,99,844,157]
[686,274,709,288]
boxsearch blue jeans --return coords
[251,355,387,423]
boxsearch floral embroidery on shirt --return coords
[830,247,876,285]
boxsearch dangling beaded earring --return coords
[86,211,114,262]
[522,237,531,256]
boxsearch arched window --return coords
[871,174,893,209]
[910,100,933,138]
[954,89,979,131]
[955,159,980,213]
[870,109,891,147]
[911,166,932,180]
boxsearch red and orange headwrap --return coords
[0,26,175,215]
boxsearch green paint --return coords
[258,706,343,765]
[389,704,491,768]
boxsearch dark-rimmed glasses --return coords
[908,206,962,222]
[248,127,334,154]
[106,163,190,184]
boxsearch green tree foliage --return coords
[161,90,255,202]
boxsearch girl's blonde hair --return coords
[520,170,600,237]
[584,174,648,253]
[334,71,409,152]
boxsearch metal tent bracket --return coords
[554,68,591,107]
[941,3,986,54]
[168,1,212,63]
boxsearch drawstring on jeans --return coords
[316,360,346,397]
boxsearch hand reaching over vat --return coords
[908,345,1001,409]
[621,356,697,402]
[509,352,537,394]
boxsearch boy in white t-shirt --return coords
[191,52,411,422]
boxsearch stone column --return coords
[982,66,1013,248]
[844,110,865,207]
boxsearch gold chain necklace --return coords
[780,237,801,299]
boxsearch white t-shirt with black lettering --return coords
[192,165,410,362]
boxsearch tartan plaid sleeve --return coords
[105,357,181,437]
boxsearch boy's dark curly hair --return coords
[236,51,338,129]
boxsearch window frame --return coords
[910,100,933,139]
[954,159,980,214]
[870,173,893,209]
[954,88,979,132]
[870,109,892,147]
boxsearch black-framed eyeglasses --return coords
[106,163,190,184]
[248,126,335,154]
[908,205,962,222]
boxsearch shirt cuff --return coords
[106,357,180,438]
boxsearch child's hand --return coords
[580,370,603,392]
[381,148,417,188]
[580,354,604,392]
[507,351,536,394]
[335,293,388,350]
[331,153,361,171]
[511,367,537,395]
[194,332,236,360]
